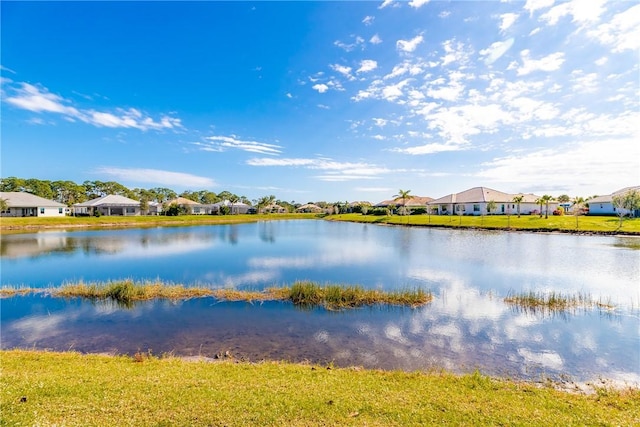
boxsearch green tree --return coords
[0,198,8,213]
[612,189,640,229]
[486,200,497,215]
[540,195,554,219]
[394,189,413,216]
[512,194,524,218]
[557,194,570,204]
[0,177,26,192]
[572,196,585,230]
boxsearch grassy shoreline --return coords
[1,349,638,426]
[0,280,432,309]
[2,212,640,235]
[327,213,640,235]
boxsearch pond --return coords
[2,220,639,385]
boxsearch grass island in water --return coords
[0,279,432,309]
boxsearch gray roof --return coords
[0,191,66,208]
[589,186,640,204]
[74,194,140,207]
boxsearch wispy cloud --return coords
[4,81,182,131]
[408,0,430,9]
[246,157,390,181]
[95,167,216,188]
[312,83,329,93]
[362,15,375,26]
[480,38,515,65]
[196,135,282,155]
[516,50,565,75]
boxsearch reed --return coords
[1,280,431,309]
[504,291,611,312]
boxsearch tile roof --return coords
[74,194,140,207]
[0,191,66,207]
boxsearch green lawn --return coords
[0,213,319,230]
[2,213,639,235]
[2,350,638,426]
[327,213,640,234]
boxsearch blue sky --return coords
[1,0,638,203]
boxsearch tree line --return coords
[0,176,338,213]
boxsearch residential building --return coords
[165,197,205,214]
[588,186,640,216]
[428,187,555,216]
[73,194,141,216]
[0,191,67,217]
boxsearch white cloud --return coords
[198,135,282,155]
[5,83,80,115]
[95,167,216,188]
[541,0,607,26]
[370,34,383,44]
[379,0,395,9]
[312,83,329,93]
[480,38,515,65]
[362,15,375,25]
[595,56,608,66]
[330,64,354,80]
[5,81,182,131]
[499,13,519,32]
[396,35,424,53]
[477,138,640,195]
[517,50,564,75]
[393,142,464,155]
[334,36,365,52]
[523,0,554,15]
[408,0,430,9]
[587,4,640,53]
[247,157,390,181]
[441,39,471,66]
[357,60,378,73]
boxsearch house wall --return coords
[1,206,66,217]
[588,202,615,215]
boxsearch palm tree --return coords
[512,195,524,218]
[572,196,585,230]
[394,189,413,216]
[541,194,554,219]
[535,197,544,217]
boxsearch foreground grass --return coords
[328,213,640,234]
[0,280,431,309]
[0,213,320,231]
[504,291,614,313]
[1,350,638,426]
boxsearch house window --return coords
[441,205,448,212]
[59,208,63,214]
[40,208,45,214]
[473,204,480,212]
[126,207,136,214]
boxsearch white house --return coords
[588,186,640,216]
[0,191,68,217]
[209,200,252,215]
[428,187,555,216]
[73,194,141,216]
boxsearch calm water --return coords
[2,220,639,384]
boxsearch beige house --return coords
[0,191,67,217]
[73,195,141,216]
[165,197,205,214]
[428,187,554,216]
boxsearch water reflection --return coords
[1,221,639,385]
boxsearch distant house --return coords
[147,201,163,215]
[209,200,252,215]
[296,203,323,213]
[375,196,434,213]
[588,186,640,216]
[262,203,288,214]
[165,197,205,215]
[428,187,554,216]
[0,191,67,217]
[73,195,141,216]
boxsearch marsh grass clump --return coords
[54,279,212,305]
[287,281,431,309]
[0,286,33,298]
[504,291,612,313]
